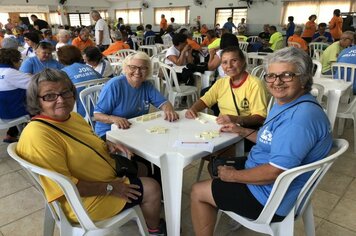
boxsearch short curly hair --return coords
[57,45,83,65]
[26,68,76,115]
[0,48,21,66]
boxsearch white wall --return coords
[0,0,284,35]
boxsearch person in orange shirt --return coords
[288,26,308,52]
[72,28,95,52]
[329,9,343,41]
[102,31,130,56]
[160,14,168,35]
[301,14,317,43]
[201,30,216,47]
[200,24,208,36]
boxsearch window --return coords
[215,8,247,33]
[115,9,142,25]
[0,13,9,26]
[98,11,108,20]
[154,7,190,25]
[68,13,91,27]
[49,12,61,25]
[282,0,353,25]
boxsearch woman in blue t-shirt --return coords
[190,47,333,236]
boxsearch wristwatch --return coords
[106,183,113,195]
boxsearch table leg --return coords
[160,153,185,236]
[326,90,341,131]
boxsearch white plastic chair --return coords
[161,34,173,47]
[106,55,122,76]
[145,35,156,45]
[312,59,322,79]
[79,84,104,130]
[239,41,249,52]
[247,36,259,43]
[215,139,349,236]
[114,49,137,61]
[74,78,110,89]
[331,62,356,103]
[331,62,356,82]
[0,115,30,135]
[7,143,149,236]
[311,83,325,104]
[287,41,301,48]
[336,98,356,153]
[251,65,266,80]
[193,36,202,44]
[309,42,329,59]
[158,62,198,108]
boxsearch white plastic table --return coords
[106,110,243,236]
[314,78,352,130]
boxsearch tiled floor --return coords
[0,123,356,236]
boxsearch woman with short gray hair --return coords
[94,51,178,139]
[190,46,332,236]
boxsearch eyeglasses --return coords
[127,65,149,72]
[263,72,301,83]
[38,90,74,102]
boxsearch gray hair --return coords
[26,69,76,115]
[57,29,70,37]
[1,37,18,49]
[122,52,152,78]
[264,47,313,92]
[111,30,122,40]
[91,10,100,17]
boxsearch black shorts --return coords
[211,157,284,222]
[121,177,144,211]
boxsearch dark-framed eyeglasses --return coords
[38,90,74,102]
[263,72,301,83]
[127,65,149,72]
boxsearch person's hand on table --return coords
[217,165,237,182]
[111,116,131,129]
[164,110,179,122]
[106,140,133,158]
[185,108,198,119]
[216,114,234,124]
[112,179,141,203]
[220,122,245,135]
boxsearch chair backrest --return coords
[114,49,137,60]
[247,36,259,43]
[309,42,329,59]
[311,83,324,104]
[331,62,356,82]
[158,62,181,93]
[251,65,266,80]
[79,84,104,129]
[239,41,249,52]
[7,143,98,232]
[145,35,156,45]
[7,143,149,236]
[255,139,348,224]
[312,59,322,79]
[161,34,173,47]
[193,36,202,44]
[74,77,110,89]
[0,115,30,131]
[287,41,301,48]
